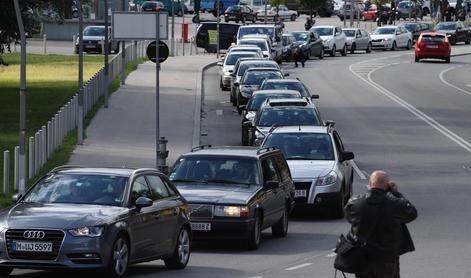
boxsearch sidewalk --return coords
[69,55,216,168]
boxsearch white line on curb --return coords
[439,67,471,97]
[351,161,367,180]
[285,263,313,271]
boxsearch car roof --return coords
[263,79,301,83]
[237,58,271,64]
[246,67,281,72]
[312,25,335,28]
[239,38,267,42]
[54,167,137,176]
[240,24,276,28]
[252,89,301,96]
[269,125,329,134]
[183,146,278,158]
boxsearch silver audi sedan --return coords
[0,166,191,277]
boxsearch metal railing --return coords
[2,41,148,194]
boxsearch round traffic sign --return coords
[146,41,169,63]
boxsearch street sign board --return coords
[146,41,169,63]
[111,12,168,40]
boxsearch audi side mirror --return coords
[325,120,335,127]
[264,180,278,190]
[135,197,153,211]
[12,193,22,203]
[311,94,319,99]
[341,151,355,161]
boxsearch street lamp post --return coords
[216,0,220,59]
[121,0,126,85]
[171,0,175,56]
[78,0,84,145]
[104,0,110,108]
[13,0,26,194]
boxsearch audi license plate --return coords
[12,241,53,252]
[191,222,211,231]
[426,45,438,48]
[295,190,307,198]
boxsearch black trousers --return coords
[356,259,400,278]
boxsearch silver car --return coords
[261,126,355,218]
[0,166,191,277]
[343,28,372,54]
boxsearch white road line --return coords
[216,109,223,115]
[285,263,313,271]
[351,161,367,180]
[439,67,471,97]
[467,84,471,88]
[349,60,471,153]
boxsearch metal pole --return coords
[350,0,354,27]
[121,0,126,85]
[13,0,27,194]
[156,13,161,169]
[14,146,19,191]
[28,137,34,180]
[3,151,10,194]
[182,0,186,56]
[104,0,110,108]
[78,0,84,145]
[216,0,220,59]
[343,0,347,27]
[171,0,175,56]
[43,34,47,54]
[409,0,412,21]
[265,0,268,24]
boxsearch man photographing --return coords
[344,170,417,278]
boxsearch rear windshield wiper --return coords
[171,179,208,184]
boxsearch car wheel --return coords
[332,187,345,219]
[350,43,356,54]
[406,40,411,50]
[242,126,249,146]
[391,41,396,51]
[290,14,296,21]
[0,267,13,276]
[235,19,239,23]
[308,49,312,60]
[220,78,224,89]
[242,16,246,23]
[330,45,336,57]
[164,226,191,269]
[247,213,262,250]
[225,18,229,22]
[252,16,256,23]
[450,37,456,45]
[366,42,372,53]
[107,235,129,277]
[445,56,450,63]
[237,95,242,115]
[415,56,419,62]
[319,48,324,59]
[341,44,347,56]
[466,36,471,45]
[272,206,288,237]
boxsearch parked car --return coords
[290,31,324,59]
[238,37,271,58]
[338,3,365,21]
[258,79,317,99]
[224,5,257,23]
[244,98,323,145]
[370,25,412,50]
[235,67,286,113]
[141,1,167,12]
[396,1,422,20]
[415,32,451,63]
[343,28,372,53]
[310,26,348,57]
[169,145,295,250]
[237,24,283,44]
[0,166,191,276]
[239,35,283,63]
[257,5,298,21]
[225,44,264,57]
[281,33,296,61]
[230,59,280,104]
[240,90,302,145]
[195,22,240,53]
[434,21,471,45]
[399,22,422,42]
[361,4,390,22]
[75,26,120,54]
[218,51,261,90]
[261,125,355,218]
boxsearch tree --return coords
[299,0,327,17]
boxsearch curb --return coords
[451,52,471,57]
[192,61,218,148]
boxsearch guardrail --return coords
[2,41,148,194]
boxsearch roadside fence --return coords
[2,41,148,194]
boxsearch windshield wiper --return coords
[206,179,252,186]
[171,179,208,184]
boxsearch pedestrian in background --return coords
[292,43,306,67]
[344,170,417,278]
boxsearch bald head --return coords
[369,170,390,190]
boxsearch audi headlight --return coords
[214,206,249,218]
[69,226,104,237]
[316,171,338,186]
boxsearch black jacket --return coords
[344,188,417,262]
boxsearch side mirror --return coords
[217,61,223,66]
[264,180,279,190]
[284,73,290,77]
[325,120,335,127]
[135,196,153,211]
[341,151,355,161]
[311,94,319,99]
[12,193,22,203]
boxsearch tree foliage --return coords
[299,0,327,11]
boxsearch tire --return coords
[290,14,296,21]
[242,16,246,24]
[246,213,262,250]
[350,43,356,54]
[237,95,242,115]
[308,49,312,60]
[107,235,129,277]
[242,126,249,146]
[230,89,234,104]
[332,187,345,219]
[366,42,372,53]
[220,78,224,89]
[415,56,419,62]
[319,48,324,59]
[466,36,471,45]
[0,267,13,277]
[341,44,347,56]
[225,18,229,22]
[450,37,456,45]
[272,206,288,237]
[330,45,336,57]
[445,56,450,63]
[164,226,191,269]
[252,17,256,23]
[406,40,411,50]
[391,41,396,51]
[235,19,239,23]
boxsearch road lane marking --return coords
[285,263,313,271]
[351,161,367,180]
[439,67,471,97]
[350,60,471,153]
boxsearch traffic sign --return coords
[112,12,168,40]
[146,41,169,63]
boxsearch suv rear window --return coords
[257,107,321,127]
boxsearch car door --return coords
[260,156,284,226]
[361,30,370,48]
[355,30,364,49]
[273,153,294,210]
[146,174,180,255]
[127,176,159,260]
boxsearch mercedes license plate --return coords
[426,45,438,48]
[12,241,53,252]
[191,222,211,231]
[295,190,307,198]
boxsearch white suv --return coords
[261,125,355,218]
[310,25,348,57]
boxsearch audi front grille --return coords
[5,229,65,260]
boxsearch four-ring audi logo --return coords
[23,230,46,239]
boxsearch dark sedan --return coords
[224,5,257,23]
[170,146,295,250]
[291,31,324,59]
[434,21,471,45]
[0,167,191,277]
